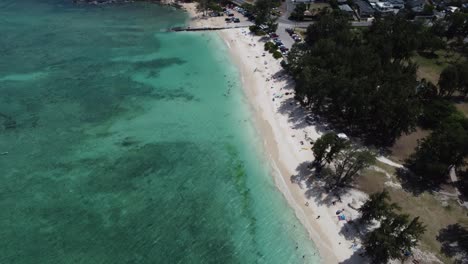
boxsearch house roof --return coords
[354,0,375,15]
[339,4,354,12]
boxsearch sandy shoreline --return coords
[218,28,368,264]
[180,4,368,263]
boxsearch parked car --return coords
[228,13,234,17]
[233,18,240,23]
[269,33,279,38]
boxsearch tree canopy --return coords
[312,132,349,171]
[364,213,426,263]
[328,148,375,188]
[289,3,306,21]
[359,190,401,224]
[407,117,468,187]
[287,13,422,145]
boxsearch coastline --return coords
[180,4,367,263]
[218,28,365,264]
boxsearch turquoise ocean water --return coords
[0,1,320,263]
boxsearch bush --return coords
[268,44,278,53]
[264,41,274,51]
[249,25,258,33]
[273,50,283,59]
[249,25,266,36]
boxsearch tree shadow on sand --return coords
[290,161,374,263]
[437,223,468,263]
[276,97,332,132]
[290,162,355,207]
[290,161,314,185]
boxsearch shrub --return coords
[249,25,266,36]
[249,25,258,33]
[273,50,283,59]
[268,44,278,53]
[264,42,274,51]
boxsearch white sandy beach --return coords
[181,6,370,263]
[218,28,368,264]
[181,3,250,28]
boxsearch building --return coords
[353,0,375,18]
[338,4,355,15]
[406,0,425,12]
[387,0,404,9]
[374,1,394,12]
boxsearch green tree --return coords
[366,15,420,62]
[420,99,463,129]
[253,0,279,30]
[407,117,468,187]
[359,190,401,224]
[364,214,426,264]
[312,133,349,171]
[305,11,351,45]
[241,3,254,13]
[438,65,459,97]
[366,62,420,145]
[418,29,445,55]
[328,148,375,188]
[289,3,307,21]
[421,4,434,15]
[288,14,422,145]
[445,12,468,46]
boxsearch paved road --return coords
[224,0,372,50]
[276,23,295,49]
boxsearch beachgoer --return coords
[316,215,320,219]
[305,202,309,206]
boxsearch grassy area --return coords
[455,102,468,117]
[357,164,468,263]
[389,127,430,164]
[294,28,306,38]
[308,2,331,10]
[412,49,465,84]
[304,3,331,16]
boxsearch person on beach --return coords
[316,215,320,219]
